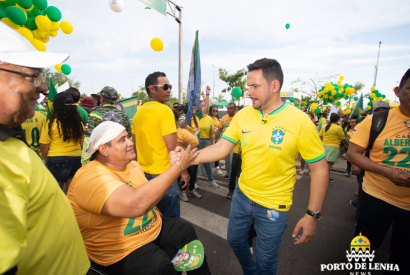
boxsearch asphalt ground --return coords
[180,168,392,275]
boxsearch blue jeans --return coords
[227,185,288,275]
[200,139,214,182]
[144,173,180,220]
[46,156,81,184]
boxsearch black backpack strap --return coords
[365,110,389,158]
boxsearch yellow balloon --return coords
[311,103,317,110]
[346,109,351,114]
[60,21,73,34]
[331,90,336,96]
[346,104,350,109]
[51,21,60,32]
[35,15,51,32]
[352,104,356,109]
[1,18,20,30]
[54,63,63,73]
[31,38,46,51]
[339,75,344,81]
[18,27,33,42]
[385,99,390,103]
[370,86,376,92]
[150,37,164,52]
[282,92,286,97]
[337,105,342,109]
[337,80,341,85]
[366,106,371,110]
[49,30,58,37]
[369,93,376,99]
[27,4,34,11]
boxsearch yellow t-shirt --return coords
[350,107,410,211]
[40,120,84,157]
[212,116,220,129]
[218,114,234,133]
[222,103,325,210]
[199,115,214,139]
[67,160,162,266]
[132,101,177,174]
[346,127,357,141]
[319,123,345,148]
[0,137,90,275]
[184,115,200,136]
[21,110,47,155]
[177,128,199,148]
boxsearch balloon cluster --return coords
[310,103,322,114]
[365,86,389,111]
[0,0,73,74]
[231,87,242,101]
[317,76,356,107]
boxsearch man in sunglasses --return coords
[347,69,410,274]
[0,23,90,274]
[132,71,189,220]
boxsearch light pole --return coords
[373,41,382,87]
[129,76,133,95]
[212,65,216,102]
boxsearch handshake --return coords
[169,145,200,172]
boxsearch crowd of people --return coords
[1,21,409,275]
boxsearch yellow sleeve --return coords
[338,127,346,140]
[298,115,325,163]
[218,117,224,129]
[350,116,372,149]
[160,107,177,136]
[73,166,124,214]
[183,130,199,147]
[221,114,240,145]
[0,174,27,273]
[39,121,51,144]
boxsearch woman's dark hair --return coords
[48,103,84,143]
[325,113,340,132]
[173,110,179,121]
[209,105,219,120]
[307,112,314,120]
[184,103,198,128]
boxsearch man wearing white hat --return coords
[67,121,211,274]
[0,23,90,274]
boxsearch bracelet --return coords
[206,94,210,96]
[174,161,184,172]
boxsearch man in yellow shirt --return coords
[132,71,190,219]
[21,104,47,159]
[347,69,410,274]
[216,103,236,179]
[192,58,328,274]
[0,23,89,275]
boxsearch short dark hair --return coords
[91,94,100,107]
[172,110,179,121]
[145,71,166,95]
[399,69,410,89]
[247,58,284,90]
[65,87,81,103]
[228,103,236,108]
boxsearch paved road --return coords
[181,168,392,275]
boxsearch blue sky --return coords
[43,0,410,104]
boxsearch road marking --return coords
[181,202,229,240]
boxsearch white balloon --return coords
[109,0,125,12]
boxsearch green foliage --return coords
[212,94,227,103]
[43,68,81,89]
[218,68,247,97]
[80,93,87,98]
[348,81,365,104]
[117,93,126,100]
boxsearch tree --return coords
[213,94,227,103]
[117,93,126,100]
[43,68,81,89]
[80,93,87,98]
[348,82,365,105]
[291,74,339,101]
[218,68,247,97]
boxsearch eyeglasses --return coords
[152,84,172,90]
[0,67,46,87]
[212,110,218,112]
[350,120,357,123]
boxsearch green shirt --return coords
[76,105,89,124]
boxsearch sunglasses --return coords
[212,110,218,112]
[0,67,46,87]
[152,84,172,90]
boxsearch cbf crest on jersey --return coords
[271,127,286,145]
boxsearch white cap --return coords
[0,22,69,68]
[85,121,126,156]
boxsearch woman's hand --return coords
[169,146,183,165]
[179,145,199,170]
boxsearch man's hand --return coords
[206,85,211,94]
[201,91,205,98]
[385,169,410,188]
[292,215,318,245]
[181,171,190,188]
[169,146,183,165]
[351,164,361,175]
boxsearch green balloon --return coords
[33,0,47,10]
[16,0,33,9]
[232,87,242,99]
[0,8,6,19]
[61,64,71,75]
[354,97,358,101]
[296,106,301,109]
[344,95,349,100]
[315,108,321,114]
[367,102,372,106]
[1,0,16,8]
[232,96,237,101]
[327,91,331,96]
[31,6,44,16]
[46,6,61,22]
[25,14,37,30]
[289,97,295,102]
[285,23,290,29]
[381,94,386,99]
[5,6,27,25]
[336,101,341,106]
[323,99,328,105]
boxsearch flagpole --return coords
[373,41,382,87]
